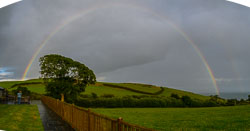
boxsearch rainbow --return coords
[21,3,219,95]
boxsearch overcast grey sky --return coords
[0,0,250,94]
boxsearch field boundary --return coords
[41,96,156,131]
[10,82,43,88]
[103,83,165,95]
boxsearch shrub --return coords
[171,93,181,99]
[182,96,192,106]
[101,94,115,98]
[80,94,90,98]
[91,92,98,99]
[75,95,225,108]
[12,86,31,96]
[30,92,42,100]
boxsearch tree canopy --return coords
[39,54,96,102]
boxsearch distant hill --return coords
[0,79,210,100]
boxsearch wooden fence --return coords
[41,96,155,131]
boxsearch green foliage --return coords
[39,54,96,102]
[91,92,98,98]
[93,105,250,130]
[12,86,31,96]
[171,93,180,99]
[76,95,213,108]
[79,94,90,98]
[101,94,115,98]
[209,95,227,106]
[30,92,42,100]
[181,95,192,106]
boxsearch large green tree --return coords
[39,54,96,102]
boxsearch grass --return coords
[0,81,24,89]
[0,79,210,100]
[81,84,143,97]
[83,82,210,100]
[93,105,250,130]
[105,83,162,93]
[23,84,46,94]
[0,79,45,94]
[159,87,210,100]
[0,104,44,131]
[0,79,43,89]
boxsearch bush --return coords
[12,86,31,96]
[91,93,98,99]
[30,92,42,100]
[171,93,180,99]
[182,96,192,106]
[79,94,90,98]
[101,94,115,98]
[76,96,185,108]
[75,95,227,108]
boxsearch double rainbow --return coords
[21,3,219,95]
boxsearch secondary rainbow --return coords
[21,3,219,95]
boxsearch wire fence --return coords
[41,96,156,131]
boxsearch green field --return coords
[106,83,161,93]
[0,81,24,89]
[24,84,46,94]
[0,79,43,89]
[93,105,250,130]
[0,104,44,131]
[82,83,210,100]
[82,85,143,97]
[0,79,249,130]
[159,87,210,100]
[0,79,210,100]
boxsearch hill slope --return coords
[0,79,210,100]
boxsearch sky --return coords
[0,0,250,95]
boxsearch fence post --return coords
[118,117,123,131]
[56,99,59,116]
[88,108,91,131]
[61,93,64,102]
[72,104,74,128]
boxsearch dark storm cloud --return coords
[38,6,181,74]
[0,0,249,94]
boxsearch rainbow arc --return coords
[22,3,219,95]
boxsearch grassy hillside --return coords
[0,79,210,100]
[82,84,143,97]
[82,82,210,100]
[105,83,162,93]
[93,105,250,130]
[0,79,43,89]
[0,79,45,94]
[159,87,210,100]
